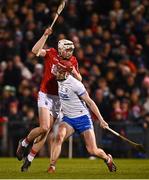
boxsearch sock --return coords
[50,160,56,167]
[22,137,29,147]
[105,156,110,163]
[50,164,56,170]
[27,149,37,162]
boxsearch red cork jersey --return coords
[40,48,79,95]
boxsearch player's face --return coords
[60,48,73,59]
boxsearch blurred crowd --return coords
[0,0,149,157]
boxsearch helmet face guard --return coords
[58,39,74,59]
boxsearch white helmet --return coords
[58,39,74,59]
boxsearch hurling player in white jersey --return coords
[47,60,117,173]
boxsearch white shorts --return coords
[37,91,61,118]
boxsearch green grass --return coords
[0,158,149,179]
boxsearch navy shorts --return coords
[62,115,93,134]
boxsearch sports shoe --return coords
[16,139,26,161]
[105,154,117,172]
[21,157,31,172]
[47,165,56,173]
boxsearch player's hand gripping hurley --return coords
[37,0,67,56]
[106,127,145,153]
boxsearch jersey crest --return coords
[59,86,70,100]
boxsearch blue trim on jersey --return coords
[78,91,86,96]
[62,115,93,134]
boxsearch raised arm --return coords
[32,27,53,57]
[80,92,108,129]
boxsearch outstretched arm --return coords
[32,27,53,57]
[80,92,108,129]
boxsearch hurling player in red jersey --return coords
[16,27,82,172]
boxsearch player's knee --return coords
[56,132,64,144]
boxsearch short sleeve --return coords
[45,48,57,58]
[73,80,86,96]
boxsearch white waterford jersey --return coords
[58,75,89,118]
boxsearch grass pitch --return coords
[0,158,149,179]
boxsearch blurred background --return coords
[0,0,149,159]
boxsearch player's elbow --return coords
[32,47,38,55]
[78,75,82,81]
[76,73,82,81]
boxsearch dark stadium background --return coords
[0,0,149,159]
